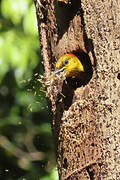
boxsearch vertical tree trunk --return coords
[34,0,120,179]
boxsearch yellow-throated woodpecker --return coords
[54,53,84,78]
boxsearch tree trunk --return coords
[34,0,120,179]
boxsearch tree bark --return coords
[34,0,120,179]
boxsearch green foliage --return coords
[0,0,58,179]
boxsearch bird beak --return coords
[53,67,65,77]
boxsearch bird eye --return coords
[63,60,69,66]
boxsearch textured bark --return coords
[34,0,120,179]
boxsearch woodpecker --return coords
[54,53,84,78]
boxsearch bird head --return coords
[54,53,84,78]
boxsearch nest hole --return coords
[60,51,93,109]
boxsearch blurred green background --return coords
[0,0,58,179]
